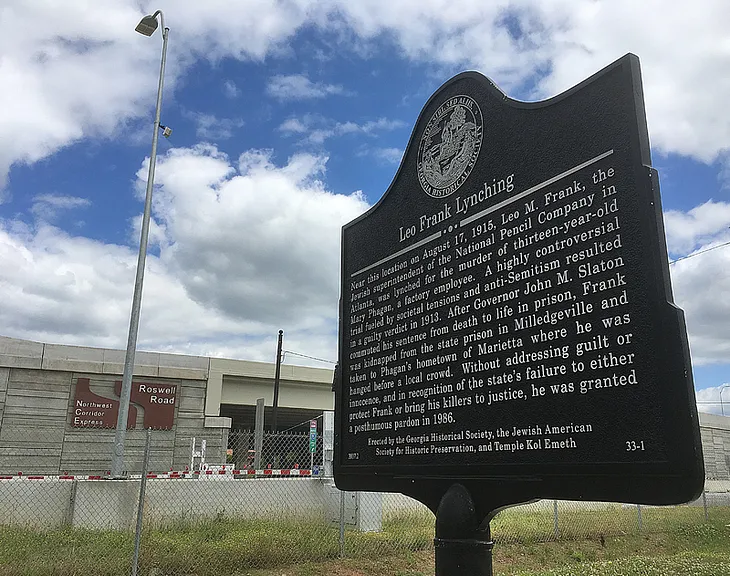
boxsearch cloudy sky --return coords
[1,1,729,412]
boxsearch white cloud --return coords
[668,205,730,365]
[183,111,244,141]
[524,0,730,162]
[279,115,406,145]
[30,194,91,222]
[0,144,369,364]
[2,0,730,191]
[327,1,730,161]
[278,118,309,134]
[664,201,730,255]
[344,3,544,83]
[3,0,730,370]
[147,144,369,327]
[695,385,730,415]
[223,80,240,99]
[361,119,405,132]
[720,154,730,191]
[164,0,313,61]
[371,147,404,164]
[267,74,348,101]
[0,0,163,192]
[0,223,155,345]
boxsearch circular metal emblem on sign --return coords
[418,95,483,198]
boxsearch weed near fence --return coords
[1,505,729,576]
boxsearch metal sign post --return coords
[310,419,317,470]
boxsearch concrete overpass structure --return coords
[0,336,334,475]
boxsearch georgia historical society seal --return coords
[417,95,483,198]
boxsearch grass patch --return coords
[141,517,341,573]
[0,506,727,575]
[0,527,132,575]
[492,502,710,543]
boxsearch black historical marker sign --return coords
[335,54,703,517]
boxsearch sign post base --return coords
[434,484,493,576]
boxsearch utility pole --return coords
[271,330,284,432]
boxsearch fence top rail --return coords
[0,469,321,481]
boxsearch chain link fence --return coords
[1,424,729,575]
[227,428,323,472]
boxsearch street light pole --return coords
[111,11,169,478]
[719,384,730,417]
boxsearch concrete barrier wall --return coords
[0,481,73,529]
[143,478,327,526]
[1,477,728,532]
[0,478,331,531]
[72,480,140,530]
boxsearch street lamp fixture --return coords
[135,14,160,36]
[111,10,170,478]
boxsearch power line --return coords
[278,414,322,434]
[669,239,730,265]
[282,350,336,365]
